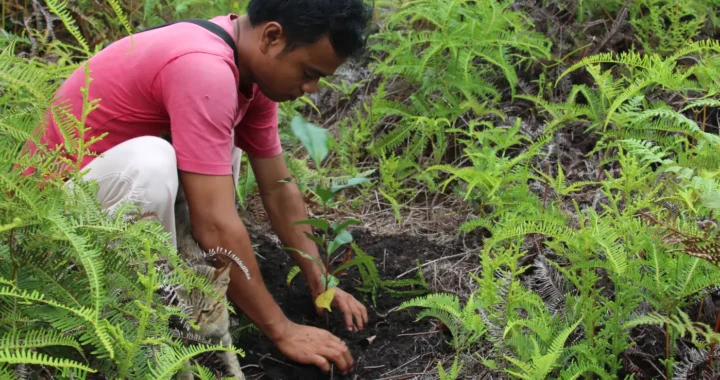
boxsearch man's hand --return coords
[272,320,354,374]
[312,285,369,333]
[180,167,358,375]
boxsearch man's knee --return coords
[90,136,178,203]
[127,136,179,194]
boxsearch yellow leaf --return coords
[315,287,336,311]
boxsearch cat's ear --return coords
[175,286,188,299]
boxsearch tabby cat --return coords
[173,185,245,380]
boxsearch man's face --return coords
[251,23,347,102]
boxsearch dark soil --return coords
[227,228,465,380]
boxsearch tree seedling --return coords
[281,115,372,324]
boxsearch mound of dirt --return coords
[227,229,467,380]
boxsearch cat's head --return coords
[176,264,232,327]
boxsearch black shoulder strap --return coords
[103,18,240,73]
[174,19,240,70]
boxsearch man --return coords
[29,0,373,375]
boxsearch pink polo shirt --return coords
[29,14,281,176]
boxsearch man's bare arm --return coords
[248,155,325,291]
[179,170,289,338]
[249,155,368,332]
[178,170,355,373]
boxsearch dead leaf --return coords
[315,287,336,311]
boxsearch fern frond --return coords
[44,0,90,54]
[624,310,720,346]
[45,212,106,319]
[373,122,416,155]
[107,0,134,38]
[559,361,613,380]
[0,348,95,373]
[557,51,659,84]
[681,98,720,112]
[286,266,301,287]
[0,106,49,142]
[0,286,114,358]
[668,39,720,61]
[398,293,462,319]
[147,343,244,380]
[620,139,673,166]
[437,355,464,380]
[458,217,493,234]
[483,220,575,255]
[627,108,701,136]
[0,45,57,104]
[0,329,85,357]
[524,256,566,313]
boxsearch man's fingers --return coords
[320,342,352,374]
[342,300,357,332]
[311,354,331,373]
[361,303,369,328]
[337,340,354,373]
[353,302,365,331]
[328,336,354,372]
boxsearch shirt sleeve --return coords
[154,53,238,175]
[234,90,282,158]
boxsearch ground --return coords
[212,227,473,380]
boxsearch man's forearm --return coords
[261,184,326,292]
[193,218,289,340]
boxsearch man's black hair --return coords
[247,0,373,58]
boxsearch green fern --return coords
[43,0,91,54]
[286,265,301,287]
[107,0,135,39]
[398,293,486,353]
[368,0,551,164]
[0,329,85,358]
[0,348,95,374]
[0,14,242,378]
[532,161,599,197]
[147,343,243,380]
[630,0,706,56]
[352,243,429,307]
[437,356,464,380]
[544,41,720,154]
[503,318,584,380]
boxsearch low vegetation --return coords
[2,0,720,379]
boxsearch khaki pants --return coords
[73,136,242,247]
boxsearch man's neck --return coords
[233,15,255,97]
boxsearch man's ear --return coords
[259,21,285,54]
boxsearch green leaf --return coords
[283,247,324,268]
[321,274,340,289]
[303,232,325,248]
[291,115,329,167]
[315,185,336,205]
[278,177,294,183]
[331,218,362,233]
[294,218,330,234]
[331,177,371,192]
[332,254,374,275]
[0,217,22,233]
[328,229,353,255]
